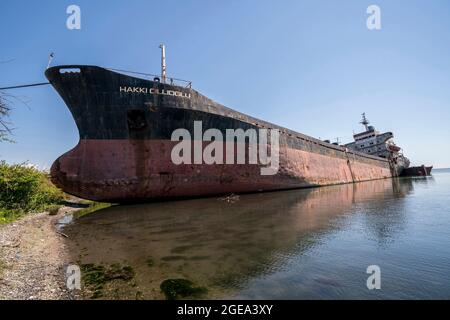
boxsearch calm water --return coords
[63,169,450,299]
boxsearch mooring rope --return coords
[0,82,50,90]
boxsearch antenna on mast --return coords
[159,44,167,84]
[335,137,341,145]
[360,113,369,131]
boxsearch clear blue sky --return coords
[1,0,449,169]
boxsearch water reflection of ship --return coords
[64,178,414,298]
[361,178,415,247]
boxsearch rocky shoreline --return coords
[0,205,81,300]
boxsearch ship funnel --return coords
[159,43,167,84]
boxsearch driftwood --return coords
[56,231,69,238]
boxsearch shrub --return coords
[0,161,65,222]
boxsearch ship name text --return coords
[119,86,191,98]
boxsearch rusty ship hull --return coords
[46,65,395,202]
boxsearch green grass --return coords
[0,161,65,224]
[73,201,112,219]
[0,208,22,224]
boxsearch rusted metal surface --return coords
[50,138,391,202]
[46,65,393,202]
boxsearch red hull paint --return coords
[51,139,392,202]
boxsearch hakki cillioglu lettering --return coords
[119,86,191,98]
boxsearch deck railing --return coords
[106,67,192,89]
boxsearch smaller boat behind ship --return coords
[401,165,433,177]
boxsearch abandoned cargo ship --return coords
[46,49,410,202]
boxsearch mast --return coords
[159,43,167,84]
[47,52,54,69]
[360,113,369,131]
